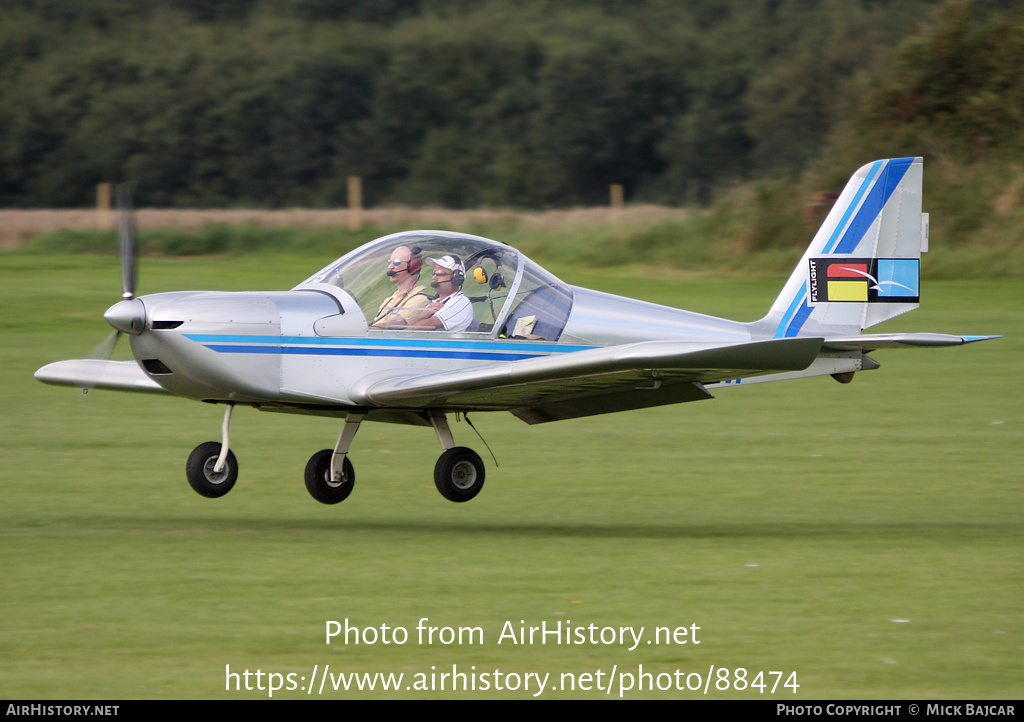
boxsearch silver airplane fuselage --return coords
[36,159,999,505]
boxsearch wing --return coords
[350,337,823,424]
[34,359,169,394]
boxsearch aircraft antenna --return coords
[463,414,498,468]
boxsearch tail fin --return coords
[760,157,928,339]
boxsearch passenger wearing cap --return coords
[406,254,474,332]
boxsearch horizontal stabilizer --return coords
[34,360,169,394]
[822,333,1002,351]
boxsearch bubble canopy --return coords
[294,231,574,340]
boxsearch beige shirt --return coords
[373,284,430,326]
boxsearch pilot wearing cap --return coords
[406,254,474,332]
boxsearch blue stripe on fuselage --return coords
[203,344,543,362]
[184,334,597,362]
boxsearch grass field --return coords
[1,248,1020,699]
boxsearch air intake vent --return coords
[142,359,173,375]
[151,321,183,330]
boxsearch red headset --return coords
[387,246,422,277]
[407,246,422,276]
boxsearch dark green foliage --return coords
[745,178,806,252]
[1,0,958,209]
[806,0,1024,260]
[859,0,1024,161]
[526,41,688,206]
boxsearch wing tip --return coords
[34,359,168,394]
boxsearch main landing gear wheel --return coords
[434,447,485,502]
[304,449,355,505]
[186,441,238,498]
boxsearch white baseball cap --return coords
[428,254,465,276]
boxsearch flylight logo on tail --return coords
[808,258,920,304]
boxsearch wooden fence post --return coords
[610,183,624,230]
[348,176,363,231]
[96,183,113,230]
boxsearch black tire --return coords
[185,441,238,498]
[304,449,355,505]
[434,447,485,502]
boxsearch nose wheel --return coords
[186,441,238,498]
[185,404,239,498]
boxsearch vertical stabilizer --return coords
[758,157,927,339]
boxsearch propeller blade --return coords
[115,182,137,301]
[90,329,121,362]
[80,329,122,396]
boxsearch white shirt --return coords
[433,291,474,332]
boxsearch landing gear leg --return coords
[332,411,363,483]
[429,411,455,452]
[430,412,485,502]
[213,403,235,474]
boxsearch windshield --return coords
[296,231,573,340]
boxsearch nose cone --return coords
[104,298,147,335]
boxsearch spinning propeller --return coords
[88,184,146,373]
[102,184,147,338]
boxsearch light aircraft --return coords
[35,157,998,505]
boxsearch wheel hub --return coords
[202,457,230,484]
[325,473,347,489]
[451,460,478,489]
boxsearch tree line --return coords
[1,0,1020,210]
